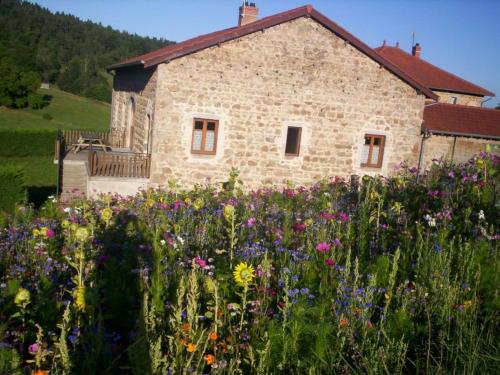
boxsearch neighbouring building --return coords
[375,42,499,166]
[56,3,500,199]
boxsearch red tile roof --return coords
[109,5,437,100]
[375,45,494,97]
[423,103,500,140]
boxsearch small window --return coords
[191,119,219,155]
[449,96,458,104]
[285,127,302,156]
[361,134,385,168]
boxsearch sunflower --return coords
[233,262,255,286]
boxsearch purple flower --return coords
[316,242,331,253]
[28,343,38,354]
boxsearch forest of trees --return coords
[0,0,173,102]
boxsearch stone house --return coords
[58,3,499,198]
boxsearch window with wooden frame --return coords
[285,126,302,156]
[361,134,385,168]
[191,119,219,155]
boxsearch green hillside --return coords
[0,87,111,205]
[0,0,173,102]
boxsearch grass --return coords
[0,87,110,131]
[0,87,110,206]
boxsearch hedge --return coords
[0,130,56,157]
[0,165,26,212]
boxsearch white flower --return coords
[63,207,71,213]
[478,210,485,220]
[177,236,185,245]
[428,218,436,227]
[159,239,166,246]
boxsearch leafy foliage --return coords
[0,0,173,102]
[0,57,41,108]
[0,165,25,212]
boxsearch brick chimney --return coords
[239,1,258,26]
[412,43,421,58]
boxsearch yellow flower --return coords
[40,227,48,237]
[14,288,31,307]
[145,198,155,208]
[304,218,313,228]
[187,343,196,353]
[75,227,89,242]
[74,285,86,311]
[224,204,235,222]
[61,220,70,229]
[463,300,473,309]
[193,198,204,210]
[184,197,192,205]
[233,262,255,286]
[32,228,40,237]
[100,207,113,222]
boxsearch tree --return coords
[0,58,42,108]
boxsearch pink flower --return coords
[195,257,207,268]
[316,242,331,253]
[292,223,306,232]
[325,258,336,267]
[337,211,349,222]
[46,228,55,238]
[247,217,256,227]
[320,212,336,221]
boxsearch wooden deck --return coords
[55,129,151,199]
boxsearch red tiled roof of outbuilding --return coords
[109,5,437,100]
[375,45,494,97]
[423,103,500,140]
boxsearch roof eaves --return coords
[430,87,495,98]
[422,128,500,141]
[107,60,145,71]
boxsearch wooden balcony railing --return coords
[88,151,151,178]
[55,130,126,160]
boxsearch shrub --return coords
[42,113,53,121]
[0,130,56,157]
[0,165,25,212]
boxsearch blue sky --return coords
[30,0,499,107]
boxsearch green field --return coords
[0,87,110,206]
[0,87,110,131]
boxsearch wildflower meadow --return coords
[0,154,499,374]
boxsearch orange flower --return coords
[209,331,218,341]
[181,322,191,333]
[204,354,216,365]
[339,318,349,328]
[187,343,196,353]
[33,370,48,375]
[179,338,187,346]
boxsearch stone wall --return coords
[422,135,499,167]
[88,176,149,198]
[150,17,426,189]
[434,91,483,107]
[110,67,157,152]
